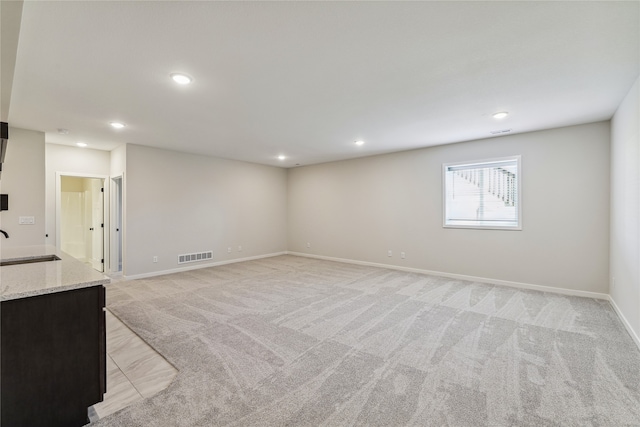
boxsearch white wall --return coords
[124,144,288,277]
[44,143,110,246]
[0,127,45,247]
[110,144,126,178]
[610,76,640,342]
[288,122,611,294]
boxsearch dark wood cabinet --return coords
[1,285,106,427]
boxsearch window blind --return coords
[443,156,521,229]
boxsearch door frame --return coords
[55,172,110,272]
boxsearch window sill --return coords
[443,223,521,231]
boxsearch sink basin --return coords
[0,254,62,266]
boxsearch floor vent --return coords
[178,251,213,265]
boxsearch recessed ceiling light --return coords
[354,140,365,146]
[492,111,509,119]
[76,142,87,147]
[170,73,192,85]
[278,155,286,161]
[110,122,126,129]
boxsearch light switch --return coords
[19,216,35,225]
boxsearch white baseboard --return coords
[608,296,640,350]
[121,252,287,281]
[286,251,610,300]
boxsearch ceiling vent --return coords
[178,250,213,265]
[490,129,512,135]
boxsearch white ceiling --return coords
[8,1,640,167]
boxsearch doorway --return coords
[59,176,105,272]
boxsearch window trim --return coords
[442,155,522,231]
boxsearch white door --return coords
[88,179,104,272]
[111,176,123,273]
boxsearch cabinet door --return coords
[1,286,106,427]
[99,285,107,395]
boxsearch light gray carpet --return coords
[94,255,640,426]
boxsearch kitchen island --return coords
[1,246,110,427]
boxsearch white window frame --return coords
[442,155,522,231]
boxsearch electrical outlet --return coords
[388,250,393,257]
[227,247,232,253]
[238,245,242,252]
[307,242,311,248]
[401,252,406,259]
[153,256,158,263]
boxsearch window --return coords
[443,156,521,230]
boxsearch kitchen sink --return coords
[0,254,62,266]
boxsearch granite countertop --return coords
[0,245,110,301]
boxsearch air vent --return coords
[490,129,512,135]
[178,250,213,265]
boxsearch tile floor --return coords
[89,310,177,421]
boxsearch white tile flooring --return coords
[90,310,177,421]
